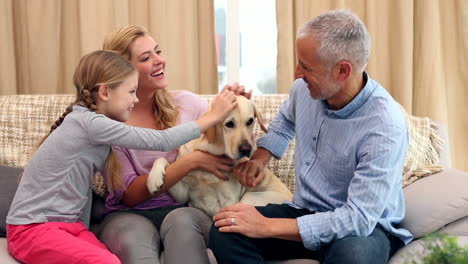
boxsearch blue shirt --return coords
[257,74,413,250]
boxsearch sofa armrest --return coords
[435,121,452,168]
[401,168,468,239]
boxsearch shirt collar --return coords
[320,72,375,118]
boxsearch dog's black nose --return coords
[238,143,252,158]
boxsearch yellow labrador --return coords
[147,96,292,217]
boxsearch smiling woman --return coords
[129,36,169,93]
[98,25,243,264]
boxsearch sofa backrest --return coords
[0,94,450,193]
[0,95,76,167]
[0,94,298,191]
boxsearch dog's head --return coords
[199,96,267,160]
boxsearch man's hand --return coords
[213,203,271,238]
[222,83,252,99]
[234,148,272,187]
[234,159,265,187]
[214,203,302,241]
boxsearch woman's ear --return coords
[97,85,110,102]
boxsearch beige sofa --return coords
[1,94,468,264]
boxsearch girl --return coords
[97,25,250,264]
[5,50,237,264]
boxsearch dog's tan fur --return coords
[150,96,292,217]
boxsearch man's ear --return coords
[97,85,110,102]
[335,61,352,81]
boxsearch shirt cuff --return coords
[297,212,334,251]
[257,131,290,159]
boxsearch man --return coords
[209,9,413,264]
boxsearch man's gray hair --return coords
[297,9,371,72]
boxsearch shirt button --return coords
[312,137,317,141]
[305,162,311,166]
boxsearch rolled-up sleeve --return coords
[257,83,297,159]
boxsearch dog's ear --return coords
[198,107,218,144]
[204,125,217,144]
[254,106,268,133]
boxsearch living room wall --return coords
[0,0,466,171]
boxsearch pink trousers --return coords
[7,222,120,264]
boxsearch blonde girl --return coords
[6,50,236,264]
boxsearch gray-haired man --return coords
[209,9,412,264]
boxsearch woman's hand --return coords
[223,83,252,99]
[181,150,235,180]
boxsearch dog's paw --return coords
[147,158,169,195]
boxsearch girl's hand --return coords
[196,90,237,131]
[210,89,237,122]
[182,150,235,180]
[223,83,252,99]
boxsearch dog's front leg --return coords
[147,158,169,194]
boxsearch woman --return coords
[97,25,250,264]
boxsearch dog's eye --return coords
[225,121,235,128]
[246,118,254,126]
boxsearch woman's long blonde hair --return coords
[30,50,135,192]
[103,25,179,129]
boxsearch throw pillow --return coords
[401,168,468,239]
[400,106,444,187]
[0,165,22,237]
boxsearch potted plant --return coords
[406,233,468,264]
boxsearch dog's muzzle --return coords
[238,143,252,158]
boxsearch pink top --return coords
[104,90,208,212]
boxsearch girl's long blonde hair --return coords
[103,25,179,129]
[31,50,135,192]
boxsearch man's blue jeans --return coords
[209,204,404,264]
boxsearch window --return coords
[215,0,277,94]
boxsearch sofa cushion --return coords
[401,108,444,187]
[438,215,468,237]
[0,165,22,237]
[0,238,21,264]
[401,168,468,239]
